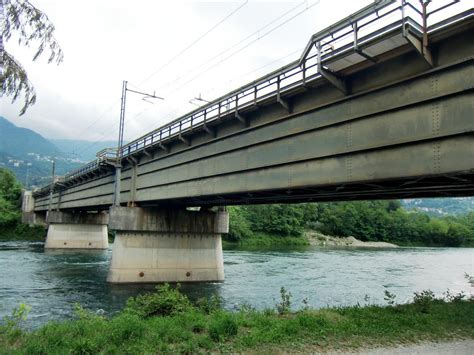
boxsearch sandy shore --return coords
[306,231,398,248]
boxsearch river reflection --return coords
[0,241,472,328]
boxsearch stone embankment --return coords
[306,231,398,248]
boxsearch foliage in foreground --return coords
[2,0,64,115]
[1,284,473,354]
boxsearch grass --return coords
[1,285,473,354]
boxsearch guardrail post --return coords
[316,41,348,95]
[302,60,307,86]
[276,75,290,112]
[402,0,434,67]
[401,0,406,36]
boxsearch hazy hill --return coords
[51,139,117,162]
[0,117,79,187]
[0,116,63,158]
[0,117,119,188]
[402,198,473,216]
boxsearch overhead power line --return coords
[155,0,311,94]
[164,0,321,97]
[137,0,249,87]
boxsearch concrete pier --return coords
[107,207,229,283]
[45,211,109,249]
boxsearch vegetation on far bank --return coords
[1,283,473,354]
[0,168,46,241]
[226,202,474,247]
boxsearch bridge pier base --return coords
[45,211,109,249]
[107,207,228,283]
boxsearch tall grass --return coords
[1,284,473,354]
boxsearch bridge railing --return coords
[118,0,470,159]
[37,0,472,196]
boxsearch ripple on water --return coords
[0,241,472,329]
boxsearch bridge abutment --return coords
[107,207,228,283]
[45,211,109,249]
[21,191,47,226]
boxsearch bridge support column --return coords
[45,211,109,249]
[107,207,228,283]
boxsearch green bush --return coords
[124,284,193,318]
[108,313,146,343]
[413,290,436,313]
[208,313,238,342]
[0,303,31,338]
[276,287,292,315]
[0,168,22,227]
[227,206,254,241]
[196,295,223,314]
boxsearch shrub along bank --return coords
[226,202,474,247]
[0,284,473,353]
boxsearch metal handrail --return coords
[35,0,472,197]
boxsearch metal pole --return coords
[112,80,163,207]
[113,80,127,207]
[421,0,430,49]
[48,160,56,212]
[118,80,127,162]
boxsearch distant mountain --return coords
[0,117,122,188]
[0,116,63,158]
[402,197,473,216]
[0,117,80,188]
[51,139,117,162]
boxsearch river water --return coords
[0,241,472,328]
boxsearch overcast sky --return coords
[2,0,373,151]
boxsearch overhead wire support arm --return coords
[125,88,164,100]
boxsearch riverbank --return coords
[306,231,398,248]
[224,230,399,248]
[1,285,472,354]
[0,224,45,242]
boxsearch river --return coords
[0,241,472,328]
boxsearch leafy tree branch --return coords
[1,0,63,115]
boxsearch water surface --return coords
[0,241,472,328]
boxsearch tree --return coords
[227,206,253,241]
[1,0,63,115]
[245,204,304,236]
[0,168,22,226]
